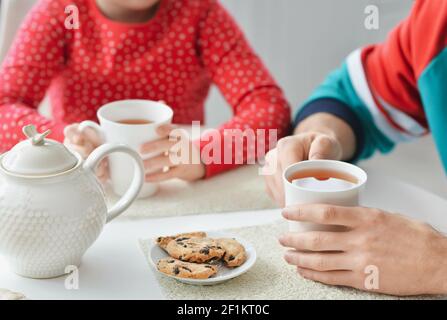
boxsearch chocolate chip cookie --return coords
[217,238,247,267]
[157,258,217,279]
[156,232,207,250]
[166,237,225,263]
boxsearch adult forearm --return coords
[294,113,356,161]
[431,235,447,295]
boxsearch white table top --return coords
[1,170,446,300]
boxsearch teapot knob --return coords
[22,125,51,146]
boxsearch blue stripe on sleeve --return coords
[418,47,447,174]
[295,61,395,162]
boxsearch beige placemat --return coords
[109,165,276,219]
[139,220,434,300]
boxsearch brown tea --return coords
[117,119,153,125]
[288,169,358,184]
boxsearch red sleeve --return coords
[0,0,67,151]
[361,0,447,133]
[196,0,291,178]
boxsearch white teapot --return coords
[0,125,144,278]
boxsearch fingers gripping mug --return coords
[283,160,367,232]
[79,100,173,199]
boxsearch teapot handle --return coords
[84,144,144,223]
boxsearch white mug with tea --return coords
[79,100,173,198]
[283,160,367,232]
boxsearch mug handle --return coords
[84,144,144,223]
[78,120,105,141]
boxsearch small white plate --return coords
[147,232,257,286]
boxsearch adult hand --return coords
[141,124,206,182]
[263,132,343,206]
[279,204,447,296]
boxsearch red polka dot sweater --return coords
[0,0,290,177]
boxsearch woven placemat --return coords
[139,220,434,300]
[108,165,276,219]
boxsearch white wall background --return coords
[206,0,446,197]
[206,0,414,126]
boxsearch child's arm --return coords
[293,0,446,164]
[196,0,291,178]
[0,0,66,151]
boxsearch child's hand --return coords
[263,132,343,206]
[141,124,206,182]
[64,124,109,181]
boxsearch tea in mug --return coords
[288,168,358,191]
[117,119,153,125]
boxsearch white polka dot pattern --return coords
[0,0,290,177]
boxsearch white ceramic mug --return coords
[80,100,173,198]
[283,160,367,232]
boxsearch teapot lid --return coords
[2,125,79,176]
